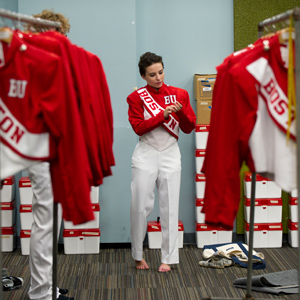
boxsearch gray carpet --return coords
[2,242,298,300]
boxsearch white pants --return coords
[27,162,62,300]
[130,141,181,265]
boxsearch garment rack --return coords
[203,6,300,300]
[0,8,61,300]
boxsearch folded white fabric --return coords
[203,242,265,263]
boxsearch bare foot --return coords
[158,263,171,272]
[135,259,149,270]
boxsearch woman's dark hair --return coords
[138,52,164,76]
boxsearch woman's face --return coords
[142,63,164,89]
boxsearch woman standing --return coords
[127,52,196,272]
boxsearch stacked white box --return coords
[195,223,232,248]
[90,186,100,203]
[243,172,282,199]
[244,222,282,248]
[20,230,31,255]
[1,225,16,252]
[20,205,33,230]
[195,125,210,149]
[0,176,15,202]
[288,220,298,248]
[288,195,298,223]
[195,149,206,174]
[147,220,184,249]
[19,177,33,204]
[1,200,16,227]
[64,203,100,229]
[195,173,206,199]
[243,171,283,248]
[244,197,282,223]
[63,229,100,254]
[195,198,205,223]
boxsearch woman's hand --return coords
[164,102,182,119]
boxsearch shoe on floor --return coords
[199,258,234,269]
[2,276,23,291]
[59,288,69,295]
[57,295,74,300]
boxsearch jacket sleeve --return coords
[127,92,167,136]
[176,89,196,134]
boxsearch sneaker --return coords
[59,288,69,295]
[199,258,225,268]
[2,276,23,291]
[199,258,234,269]
[57,295,74,300]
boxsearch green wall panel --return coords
[234,0,300,51]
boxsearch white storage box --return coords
[147,220,184,249]
[244,221,282,248]
[195,198,205,223]
[91,186,100,203]
[19,177,33,205]
[0,176,15,202]
[195,149,205,174]
[20,205,33,230]
[243,172,282,199]
[195,173,206,199]
[195,223,232,248]
[1,200,16,227]
[63,228,100,254]
[195,125,210,149]
[64,203,100,229]
[288,195,298,223]
[20,230,31,255]
[1,225,16,252]
[244,197,282,223]
[288,220,298,248]
[291,189,298,197]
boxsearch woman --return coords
[127,52,196,272]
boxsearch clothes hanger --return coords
[0,27,13,44]
[277,27,295,44]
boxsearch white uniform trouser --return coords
[130,141,181,265]
[27,162,62,300]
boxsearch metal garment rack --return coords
[203,7,300,300]
[0,8,61,300]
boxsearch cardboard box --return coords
[195,124,210,149]
[243,172,282,199]
[0,176,15,202]
[244,221,282,248]
[63,228,100,254]
[147,220,184,249]
[1,200,16,227]
[194,74,216,100]
[19,177,33,205]
[244,197,282,223]
[287,220,298,248]
[288,195,298,222]
[195,173,206,199]
[196,100,212,125]
[1,225,16,252]
[20,230,31,255]
[195,223,232,248]
[64,203,100,229]
[195,198,205,223]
